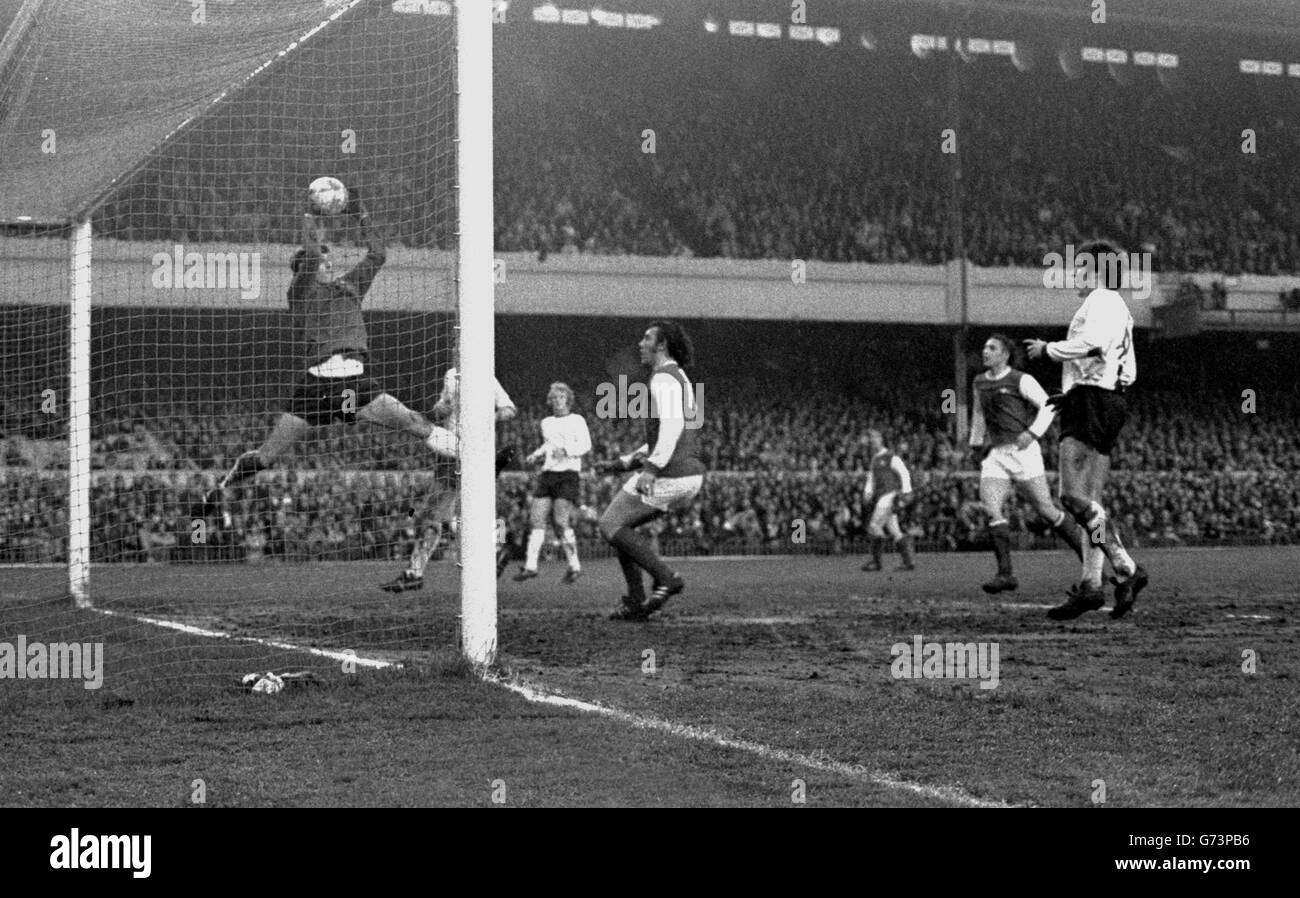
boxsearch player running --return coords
[513,382,592,584]
[969,333,1084,594]
[197,189,456,520]
[380,366,517,592]
[1025,239,1148,620]
[598,321,705,621]
[859,429,917,572]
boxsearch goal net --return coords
[0,0,496,698]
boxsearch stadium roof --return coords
[657,0,1300,40]
[966,0,1300,36]
[0,0,369,224]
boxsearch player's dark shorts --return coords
[533,470,580,503]
[290,371,382,427]
[1058,385,1128,455]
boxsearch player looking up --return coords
[513,382,592,584]
[859,429,916,572]
[1025,239,1148,620]
[197,188,453,517]
[969,333,1084,594]
[597,321,705,621]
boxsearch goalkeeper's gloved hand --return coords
[344,185,364,218]
[1045,392,1067,411]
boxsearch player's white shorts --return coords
[868,492,901,536]
[426,425,458,457]
[622,473,704,512]
[981,441,1045,482]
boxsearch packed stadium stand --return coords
[3,311,1298,563]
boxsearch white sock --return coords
[425,426,458,461]
[1088,500,1136,578]
[561,528,580,571]
[409,530,440,578]
[1112,547,1135,578]
[1082,541,1105,588]
[525,528,544,571]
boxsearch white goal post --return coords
[455,0,497,666]
[2,0,498,670]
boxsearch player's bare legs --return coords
[1051,437,1143,618]
[515,496,553,580]
[552,497,581,581]
[1018,474,1084,563]
[199,412,312,515]
[979,475,1018,592]
[357,393,436,440]
[518,496,581,582]
[599,489,670,619]
[863,492,911,570]
[981,473,1084,594]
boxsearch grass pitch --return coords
[1,546,1296,807]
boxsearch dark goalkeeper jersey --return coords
[287,241,385,368]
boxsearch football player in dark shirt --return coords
[598,321,705,621]
[969,333,1084,594]
[196,188,448,518]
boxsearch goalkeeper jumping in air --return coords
[196,185,462,527]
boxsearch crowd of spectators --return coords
[3,462,1297,566]
[80,35,1300,281]
[3,373,1298,563]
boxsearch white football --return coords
[308,176,349,215]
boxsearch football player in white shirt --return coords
[513,382,592,584]
[1025,240,1148,620]
[379,367,517,592]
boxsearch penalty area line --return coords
[89,607,395,669]
[486,671,1022,808]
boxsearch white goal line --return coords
[486,670,1024,809]
[90,606,1021,807]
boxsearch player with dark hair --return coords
[597,320,705,621]
[1025,239,1149,620]
[197,188,459,532]
[859,428,916,572]
[970,332,1084,594]
[514,382,591,583]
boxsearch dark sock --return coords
[1051,513,1084,561]
[614,546,646,601]
[990,522,1012,575]
[219,450,265,489]
[897,535,916,566]
[871,537,883,566]
[610,526,674,585]
[495,446,516,475]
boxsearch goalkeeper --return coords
[197,186,456,521]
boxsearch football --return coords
[307,176,349,215]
